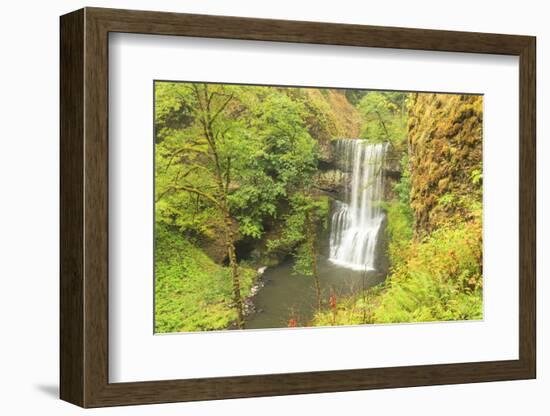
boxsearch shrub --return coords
[155,225,256,332]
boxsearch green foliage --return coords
[373,218,482,323]
[154,81,197,143]
[155,83,484,332]
[438,193,455,207]
[228,91,319,237]
[313,285,384,326]
[384,153,414,265]
[154,82,349,331]
[155,82,320,241]
[344,89,368,106]
[357,92,409,148]
[267,193,329,276]
[313,218,482,325]
[470,168,483,185]
[394,154,412,205]
[155,225,256,332]
[313,93,484,326]
[386,201,413,266]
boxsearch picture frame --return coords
[60,7,536,408]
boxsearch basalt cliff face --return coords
[407,93,483,236]
[302,89,362,163]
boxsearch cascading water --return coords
[329,139,388,271]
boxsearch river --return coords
[245,255,385,329]
[245,139,389,329]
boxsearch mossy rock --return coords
[407,93,483,236]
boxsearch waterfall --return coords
[329,139,388,271]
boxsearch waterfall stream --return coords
[245,139,389,329]
[329,140,388,271]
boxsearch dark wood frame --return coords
[60,7,536,408]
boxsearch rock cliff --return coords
[407,93,483,235]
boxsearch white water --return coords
[329,140,388,271]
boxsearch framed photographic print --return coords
[60,7,536,408]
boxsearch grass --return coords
[155,225,256,333]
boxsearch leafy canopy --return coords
[155,82,319,240]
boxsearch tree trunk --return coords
[313,260,321,312]
[307,213,322,312]
[223,211,244,329]
[193,84,245,328]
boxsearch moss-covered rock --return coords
[300,89,362,162]
[407,93,483,236]
[314,169,349,194]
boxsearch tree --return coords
[156,83,251,327]
[267,193,329,312]
[228,90,318,238]
[357,92,409,148]
[155,83,321,329]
